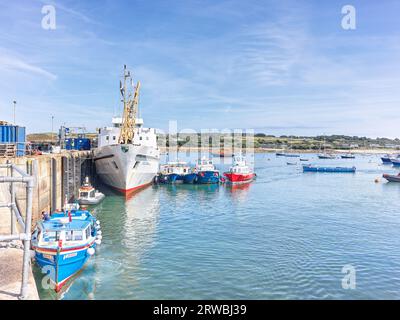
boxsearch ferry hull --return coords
[94,144,159,193]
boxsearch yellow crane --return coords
[118,65,141,144]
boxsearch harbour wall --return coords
[0,150,94,229]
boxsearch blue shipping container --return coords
[65,138,74,150]
[16,126,25,156]
[0,125,26,156]
[74,138,91,150]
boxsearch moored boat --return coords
[158,161,193,183]
[318,153,336,159]
[195,157,220,184]
[276,152,299,157]
[383,173,400,182]
[303,165,356,173]
[31,204,101,292]
[223,154,256,184]
[77,177,105,205]
[391,158,400,167]
[381,155,392,163]
[341,154,355,159]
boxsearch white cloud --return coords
[0,52,57,80]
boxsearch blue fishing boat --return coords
[381,155,392,163]
[317,153,336,159]
[341,154,355,159]
[195,157,220,184]
[303,165,356,173]
[31,203,101,292]
[158,161,193,183]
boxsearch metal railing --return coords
[0,162,34,300]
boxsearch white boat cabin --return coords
[195,157,217,172]
[160,161,191,175]
[229,154,252,174]
[98,117,157,148]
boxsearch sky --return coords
[0,0,400,137]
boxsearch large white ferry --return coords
[93,66,160,194]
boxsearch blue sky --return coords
[1,0,400,137]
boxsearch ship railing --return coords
[0,162,35,300]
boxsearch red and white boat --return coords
[223,154,256,184]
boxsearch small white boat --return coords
[78,177,105,205]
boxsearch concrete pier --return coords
[0,150,94,300]
[0,171,38,300]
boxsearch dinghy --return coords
[383,173,400,182]
[78,177,105,205]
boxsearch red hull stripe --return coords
[112,181,153,194]
[33,240,95,254]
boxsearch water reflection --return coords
[225,183,252,202]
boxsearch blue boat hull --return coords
[392,160,400,167]
[381,157,392,163]
[35,242,95,291]
[303,166,356,173]
[159,173,180,183]
[196,171,220,184]
[183,173,197,184]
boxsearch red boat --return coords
[223,154,256,184]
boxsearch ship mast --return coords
[118,65,141,144]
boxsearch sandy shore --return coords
[160,147,396,155]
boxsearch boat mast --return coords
[118,65,141,144]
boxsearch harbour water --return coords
[34,153,400,299]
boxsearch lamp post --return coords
[51,115,54,143]
[13,101,16,124]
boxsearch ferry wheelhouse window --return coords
[106,136,109,141]
[113,136,116,140]
[80,191,89,198]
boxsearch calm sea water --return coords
[34,153,400,299]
